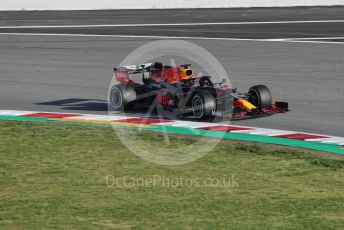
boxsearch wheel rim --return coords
[249,90,259,107]
[111,88,122,108]
[192,96,204,118]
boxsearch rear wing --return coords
[113,63,152,84]
[114,63,152,74]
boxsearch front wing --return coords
[230,102,289,120]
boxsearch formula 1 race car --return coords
[109,62,288,121]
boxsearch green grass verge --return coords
[1,121,344,229]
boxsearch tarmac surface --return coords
[0,7,343,136]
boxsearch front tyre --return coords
[109,85,136,111]
[192,92,216,120]
[248,85,272,109]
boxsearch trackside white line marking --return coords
[269,39,344,45]
[0,32,269,42]
[257,36,344,44]
[71,115,112,121]
[155,120,232,128]
[276,37,344,41]
[306,137,344,145]
[322,141,344,145]
[1,32,343,45]
[109,116,141,121]
[163,121,224,128]
[232,129,296,136]
[0,110,35,116]
[1,20,344,29]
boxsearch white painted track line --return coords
[231,128,296,136]
[157,120,225,128]
[0,32,343,45]
[276,37,344,41]
[1,20,344,29]
[0,110,35,116]
[72,115,113,121]
[307,137,344,145]
[271,40,344,45]
[0,32,271,42]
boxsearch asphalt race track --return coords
[0,7,343,136]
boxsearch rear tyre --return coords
[248,85,272,109]
[109,85,136,111]
[192,92,216,120]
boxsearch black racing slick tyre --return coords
[109,85,136,111]
[191,92,216,120]
[248,85,272,109]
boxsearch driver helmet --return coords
[150,62,163,75]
